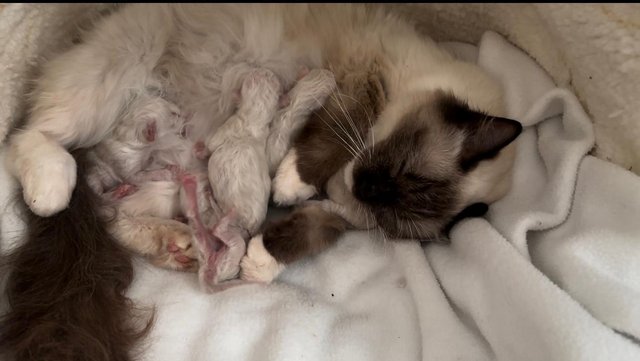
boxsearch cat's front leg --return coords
[271,72,385,207]
[266,68,337,174]
[240,204,349,283]
[5,131,77,217]
[4,13,167,216]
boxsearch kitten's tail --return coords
[0,150,153,361]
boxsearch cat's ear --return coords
[439,93,522,171]
[458,113,522,171]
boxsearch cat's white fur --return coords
[240,234,285,284]
[272,149,318,206]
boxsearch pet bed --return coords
[1,4,639,361]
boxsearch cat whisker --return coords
[317,114,360,160]
[322,99,364,161]
[331,92,375,160]
[331,90,367,156]
[317,103,362,161]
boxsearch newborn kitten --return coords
[208,67,337,235]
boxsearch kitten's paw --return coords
[241,68,282,107]
[152,222,198,272]
[272,149,317,206]
[193,140,209,160]
[300,69,336,94]
[240,234,285,284]
[21,150,77,217]
[109,183,139,200]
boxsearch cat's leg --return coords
[108,215,198,272]
[272,73,386,206]
[266,69,337,174]
[240,204,349,283]
[5,6,171,216]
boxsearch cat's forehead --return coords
[366,92,463,174]
[372,91,452,139]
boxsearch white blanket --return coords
[2,32,640,361]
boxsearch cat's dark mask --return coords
[352,92,522,240]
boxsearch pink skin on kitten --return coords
[193,140,208,160]
[179,173,247,291]
[143,120,157,142]
[106,183,139,200]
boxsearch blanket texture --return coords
[2,31,639,361]
[2,4,638,174]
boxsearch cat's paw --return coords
[21,149,77,217]
[272,149,317,206]
[152,222,198,272]
[240,234,285,284]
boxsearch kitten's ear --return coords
[440,93,522,171]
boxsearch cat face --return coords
[350,91,522,239]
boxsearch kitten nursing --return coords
[85,66,336,289]
[1,4,522,361]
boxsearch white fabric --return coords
[2,31,640,361]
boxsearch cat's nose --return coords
[353,169,398,205]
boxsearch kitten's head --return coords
[349,90,522,239]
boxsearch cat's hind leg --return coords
[5,5,172,216]
[109,215,198,272]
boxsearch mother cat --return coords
[1,4,522,361]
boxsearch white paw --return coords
[240,235,285,284]
[272,149,317,206]
[21,149,77,217]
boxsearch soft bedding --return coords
[2,28,640,361]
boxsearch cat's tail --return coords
[0,150,154,361]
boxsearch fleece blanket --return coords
[2,31,639,360]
